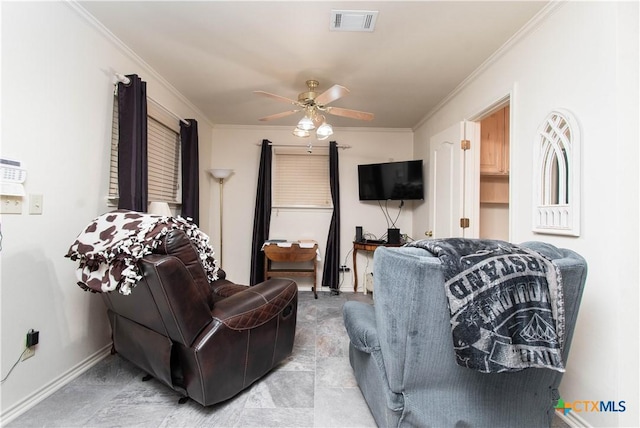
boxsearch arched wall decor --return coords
[533,109,581,236]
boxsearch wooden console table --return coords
[264,242,318,299]
[352,241,403,293]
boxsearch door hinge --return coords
[460,217,470,228]
[461,139,470,150]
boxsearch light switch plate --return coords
[1,196,22,214]
[29,194,43,215]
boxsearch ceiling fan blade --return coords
[326,106,374,121]
[314,84,350,106]
[258,110,300,121]
[253,90,300,105]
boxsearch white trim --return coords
[65,1,213,128]
[0,345,112,425]
[212,124,414,134]
[414,1,566,130]
[467,93,511,122]
[465,87,515,242]
[556,409,593,428]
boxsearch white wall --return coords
[0,2,214,420]
[479,204,509,241]
[3,2,637,426]
[413,2,639,427]
[210,126,415,292]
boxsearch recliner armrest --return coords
[343,301,380,353]
[210,278,247,302]
[211,278,297,330]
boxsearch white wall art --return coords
[533,109,581,236]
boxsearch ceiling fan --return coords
[254,79,374,139]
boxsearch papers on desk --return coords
[262,240,291,249]
[262,239,317,248]
[298,240,317,249]
[262,240,321,261]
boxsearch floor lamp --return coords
[208,168,233,266]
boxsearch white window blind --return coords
[147,117,180,202]
[109,96,181,204]
[273,151,332,208]
[108,99,119,198]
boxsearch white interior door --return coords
[429,121,480,238]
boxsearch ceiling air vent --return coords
[330,10,378,32]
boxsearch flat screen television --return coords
[358,159,424,201]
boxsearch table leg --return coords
[313,260,318,299]
[353,247,358,293]
[264,255,268,281]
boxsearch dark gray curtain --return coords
[117,74,147,211]
[180,119,199,225]
[323,141,341,294]
[250,140,272,285]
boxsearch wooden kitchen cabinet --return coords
[480,175,509,204]
[480,106,510,175]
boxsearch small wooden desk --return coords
[264,242,318,299]
[352,241,403,293]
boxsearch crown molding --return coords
[414,0,567,130]
[212,124,413,134]
[65,0,214,128]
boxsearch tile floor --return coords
[8,291,570,427]
[7,291,376,428]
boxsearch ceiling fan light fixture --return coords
[292,127,310,138]
[316,121,334,139]
[297,115,315,131]
[254,80,373,138]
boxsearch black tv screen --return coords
[358,160,424,201]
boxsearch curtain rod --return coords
[256,143,351,149]
[114,73,191,127]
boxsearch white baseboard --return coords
[0,344,112,425]
[557,409,592,427]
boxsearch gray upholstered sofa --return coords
[343,241,587,427]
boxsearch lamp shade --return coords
[148,201,172,217]
[208,168,233,179]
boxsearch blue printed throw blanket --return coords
[407,238,565,373]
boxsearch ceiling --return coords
[79,1,548,130]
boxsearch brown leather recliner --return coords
[101,229,298,406]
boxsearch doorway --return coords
[427,98,511,241]
[478,104,510,240]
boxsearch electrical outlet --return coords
[21,347,35,361]
[339,265,350,272]
[20,329,38,361]
[26,329,39,347]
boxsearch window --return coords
[273,150,332,208]
[109,97,181,204]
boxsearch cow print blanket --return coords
[406,238,565,373]
[66,210,218,295]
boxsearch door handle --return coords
[424,230,433,237]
